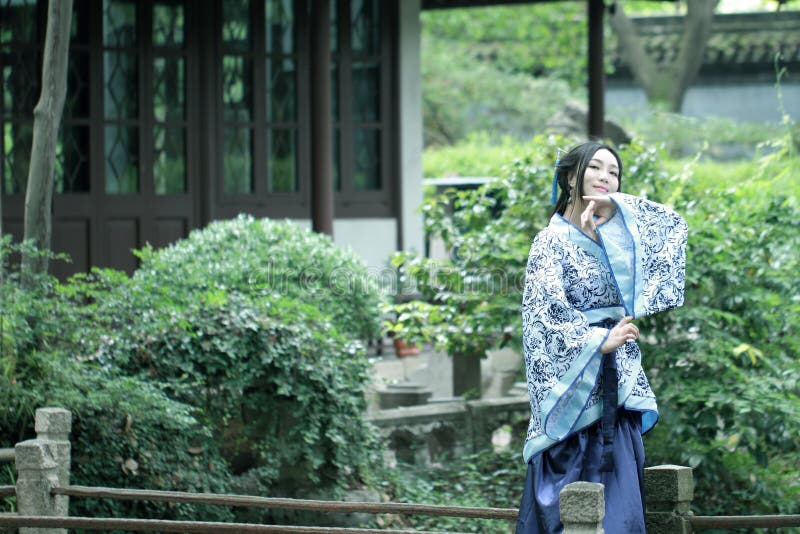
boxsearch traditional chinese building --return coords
[0,0,608,278]
[2,0,431,278]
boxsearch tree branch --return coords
[608,2,657,91]
[675,0,719,90]
[609,0,719,111]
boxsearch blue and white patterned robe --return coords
[521,193,687,463]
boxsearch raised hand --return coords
[600,316,639,354]
[581,195,616,226]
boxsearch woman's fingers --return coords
[582,195,614,207]
[583,195,615,222]
[615,316,638,342]
[626,327,638,341]
[581,201,596,230]
[602,317,639,353]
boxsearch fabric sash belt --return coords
[600,350,618,472]
[589,317,619,472]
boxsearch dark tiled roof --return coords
[611,11,800,79]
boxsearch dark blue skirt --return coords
[515,409,646,534]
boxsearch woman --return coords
[515,142,688,533]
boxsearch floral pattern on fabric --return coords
[617,194,687,316]
[522,196,687,459]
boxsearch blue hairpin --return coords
[550,157,560,205]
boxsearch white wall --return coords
[333,218,399,270]
[606,82,800,122]
[289,218,398,271]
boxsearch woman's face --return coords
[577,148,620,197]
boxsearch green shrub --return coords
[376,449,525,534]
[422,30,576,147]
[423,132,536,178]
[50,365,235,523]
[2,216,387,519]
[131,215,384,341]
[97,291,381,494]
[615,108,785,159]
[0,250,234,522]
[60,217,385,498]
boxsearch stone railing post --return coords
[645,464,694,534]
[15,407,71,534]
[560,481,605,534]
[35,407,71,488]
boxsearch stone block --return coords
[482,347,523,398]
[645,511,693,534]
[645,465,695,534]
[560,481,605,534]
[452,351,481,398]
[644,465,694,513]
[15,440,58,471]
[15,439,68,533]
[378,383,433,409]
[35,407,72,440]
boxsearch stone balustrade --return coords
[14,407,72,534]
[367,395,530,465]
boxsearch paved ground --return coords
[366,340,526,413]
[366,342,452,412]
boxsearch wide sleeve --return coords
[602,193,688,318]
[522,231,611,442]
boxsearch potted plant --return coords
[382,300,444,358]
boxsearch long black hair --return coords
[552,142,623,216]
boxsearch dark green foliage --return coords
[51,368,235,522]
[0,246,234,522]
[422,5,591,90]
[405,134,800,519]
[421,34,573,146]
[131,214,384,341]
[79,216,386,493]
[1,216,387,520]
[377,449,524,534]
[421,4,604,147]
[96,291,380,493]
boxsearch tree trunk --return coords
[0,162,3,237]
[609,0,719,112]
[21,0,73,281]
[672,0,719,110]
[1,164,4,284]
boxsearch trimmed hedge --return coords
[132,215,384,341]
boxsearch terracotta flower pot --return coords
[393,338,421,357]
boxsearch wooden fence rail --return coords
[0,516,469,533]
[50,485,518,520]
[3,407,800,533]
[0,448,14,462]
[691,514,800,530]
